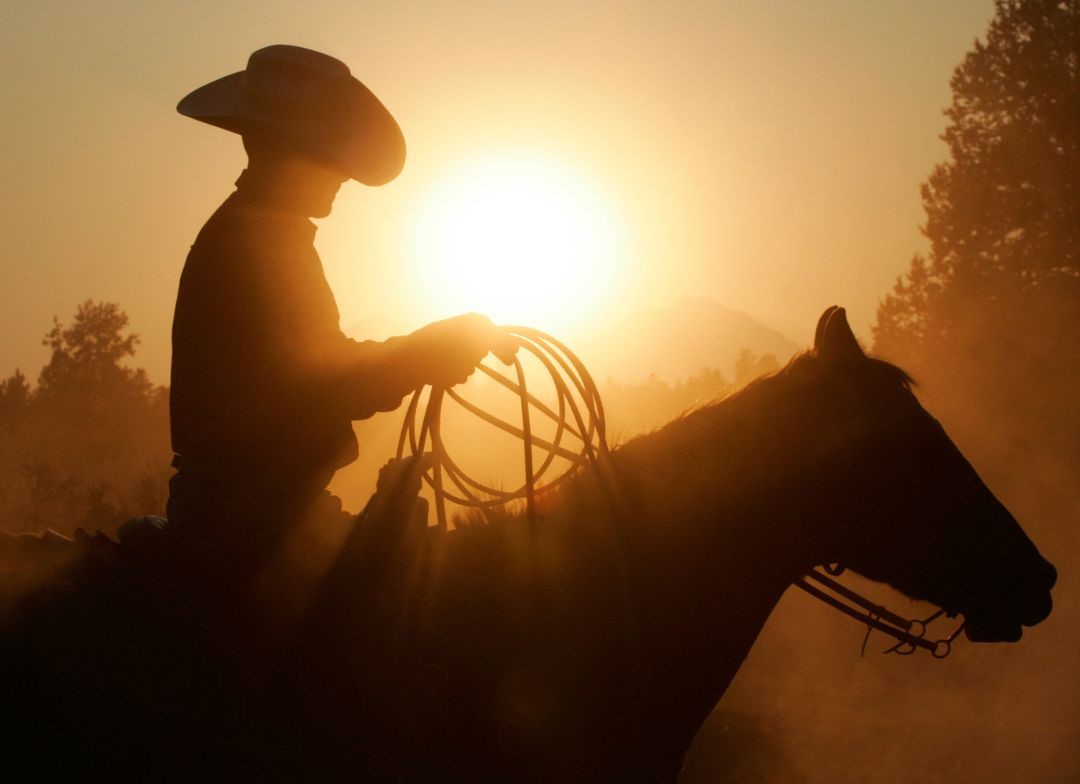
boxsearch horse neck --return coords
[609,373,836,757]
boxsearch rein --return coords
[397,327,964,659]
[794,567,966,658]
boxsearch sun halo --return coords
[410,153,624,333]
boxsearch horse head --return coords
[807,306,1056,643]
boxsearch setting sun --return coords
[409,152,625,332]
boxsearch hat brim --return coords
[177,71,406,186]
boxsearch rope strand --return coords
[397,326,608,528]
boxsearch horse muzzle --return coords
[963,555,1056,643]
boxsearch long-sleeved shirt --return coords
[170,170,419,489]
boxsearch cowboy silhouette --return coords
[169,45,513,556]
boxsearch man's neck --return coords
[234,167,314,216]
[234,165,340,219]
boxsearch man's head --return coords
[178,45,405,188]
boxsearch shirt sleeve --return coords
[249,229,422,421]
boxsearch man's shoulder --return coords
[194,192,258,241]
[190,193,315,259]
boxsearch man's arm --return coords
[321,313,516,420]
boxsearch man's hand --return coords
[359,454,432,533]
[404,313,518,387]
[375,453,432,498]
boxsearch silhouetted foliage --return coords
[0,302,169,536]
[874,0,1080,470]
[877,0,1079,337]
[0,369,31,427]
[733,350,780,388]
[38,300,154,407]
[599,353,778,440]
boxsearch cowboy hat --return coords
[177,44,405,186]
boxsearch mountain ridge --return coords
[575,297,800,384]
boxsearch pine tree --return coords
[872,1,1080,479]
[875,0,1080,354]
[0,302,170,535]
[37,300,155,416]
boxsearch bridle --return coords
[397,326,966,660]
[794,566,966,658]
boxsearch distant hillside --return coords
[576,298,800,384]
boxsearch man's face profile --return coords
[274,154,348,218]
[243,134,350,218]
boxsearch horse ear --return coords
[814,306,865,360]
[814,306,841,350]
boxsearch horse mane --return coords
[611,350,912,469]
[625,349,913,440]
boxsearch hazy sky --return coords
[0,0,995,383]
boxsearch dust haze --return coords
[1,0,1078,781]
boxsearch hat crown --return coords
[242,45,351,112]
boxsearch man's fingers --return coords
[407,452,435,473]
[492,332,519,365]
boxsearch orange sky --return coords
[0,0,995,384]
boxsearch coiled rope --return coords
[396,326,609,529]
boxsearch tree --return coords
[0,369,31,426]
[733,350,780,389]
[37,300,156,415]
[0,302,170,535]
[875,0,1080,354]
[873,1,1080,476]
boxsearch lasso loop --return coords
[396,326,609,529]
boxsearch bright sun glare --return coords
[410,152,624,332]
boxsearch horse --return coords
[0,306,1056,782]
